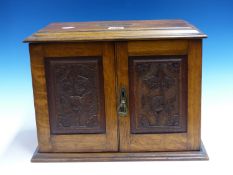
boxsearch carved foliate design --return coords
[129,56,187,133]
[45,57,105,134]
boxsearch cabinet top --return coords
[24,20,207,43]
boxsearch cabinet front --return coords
[30,42,118,152]
[30,40,202,153]
[117,40,201,152]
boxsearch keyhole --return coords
[121,88,127,99]
[118,87,128,116]
[121,90,125,98]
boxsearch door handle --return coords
[118,87,128,117]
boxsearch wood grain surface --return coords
[27,20,207,161]
[24,20,207,42]
[30,42,118,152]
[117,40,202,152]
[31,142,208,162]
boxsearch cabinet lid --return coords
[24,20,207,43]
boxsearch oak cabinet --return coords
[24,20,208,161]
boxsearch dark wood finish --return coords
[31,142,208,162]
[26,20,207,162]
[45,57,106,134]
[129,56,187,134]
[24,20,206,43]
[29,42,118,152]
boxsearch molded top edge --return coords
[24,20,207,43]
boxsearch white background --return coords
[0,85,233,175]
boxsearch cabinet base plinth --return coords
[31,142,208,162]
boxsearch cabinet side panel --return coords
[187,40,202,150]
[29,43,52,152]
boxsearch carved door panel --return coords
[129,56,187,134]
[31,42,118,152]
[117,41,199,152]
[45,57,106,134]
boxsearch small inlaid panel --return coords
[129,56,187,134]
[45,57,105,134]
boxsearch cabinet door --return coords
[30,42,118,152]
[116,40,202,152]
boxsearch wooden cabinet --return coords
[24,20,208,161]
